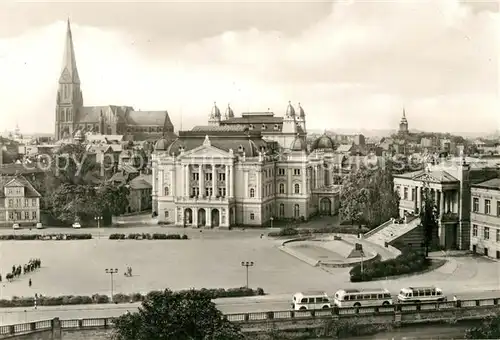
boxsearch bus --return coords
[397,287,446,303]
[333,288,393,307]
[291,291,331,310]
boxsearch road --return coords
[1,289,500,325]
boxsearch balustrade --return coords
[3,298,500,337]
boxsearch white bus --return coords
[334,288,393,307]
[291,291,331,310]
[397,287,446,304]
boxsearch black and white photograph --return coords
[0,0,498,339]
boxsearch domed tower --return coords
[311,132,335,152]
[398,108,409,136]
[296,102,306,132]
[224,104,234,120]
[208,102,221,126]
[282,101,298,135]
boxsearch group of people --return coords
[1,258,41,284]
[124,266,133,277]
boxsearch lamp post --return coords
[95,216,103,238]
[105,268,118,303]
[360,250,365,276]
[241,261,254,288]
[270,217,274,228]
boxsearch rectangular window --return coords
[411,188,415,201]
[497,201,500,217]
[205,173,212,181]
[205,187,213,197]
[218,187,226,197]
[8,199,13,208]
[192,173,199,181]
[485,227,490,240]
[473,198,479,212]
[472,224,478,237]
[403,187,408,200]
[191,187,199,197]
[485,199,491,214]
[496,229,500,242]
[293,169,301,176]
[25,211,30,220]
[32,199,37,207]
[8,212,14,220]
[24,199,29,207]
[250,213,255,220]
[16,199,21,207]
[32,211,37,220]
[165,211,169,218]
[278,168,285,176]
[218,173,226,181]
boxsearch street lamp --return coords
[241,261,254,288]
[360,250,365,277]
[105,268,118,303]
[95,216,103,238]
[270,217,274,228]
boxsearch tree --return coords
[52,144,101,185]
[419,185,439,257]
[113,289,245,340]
[96,183,130,216]
[464,315,500,339]
[50,183,100,223]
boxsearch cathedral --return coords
[151,102,342,228]
[55,20,176,142]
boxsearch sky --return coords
[0,0,498,135]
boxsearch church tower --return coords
[398,108,409,136]
[55,19,83,140]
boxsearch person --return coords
[34,293,38,310]
[29,278,32,287]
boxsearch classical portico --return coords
[394,169,461,248]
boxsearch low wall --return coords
[3,299,500,339]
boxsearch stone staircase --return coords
[366,217,421,247]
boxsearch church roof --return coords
[126,110,172,127]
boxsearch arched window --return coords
[279,183,285,194]
[279,203,285,217]
[294,183,300,194]
[250,188,255,198]
[164,187,169,196]
[294,204,300,218]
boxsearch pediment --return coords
[413,173,441,183]
[5,179,25,188]
[178,145,231,159]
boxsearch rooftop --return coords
[472,178,500,190]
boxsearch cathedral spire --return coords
[59,18,80,84]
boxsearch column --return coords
[302,166,307,194]
[417,186,422,211]
[170,169,175,197]
[414,186,418,212]
[229,165,234,198]
[257,171,262,198]
[174,207,179,225]
[244,171,249,197]
[158,170,164,197]
[152,168,156,196]
[438,189,445,247]
[206,208,212,228]
[199,165,205,198]
[193,208,198,227]
[439,190,445,219]
[225,165,229,198]
[212,163,217,197]
[184,165,190,197]
[314,166,318,189]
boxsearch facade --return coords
[470,178,500,258]
[55,20,176,142]
[0,175,41,227]
[151,103,341,228]
[127,175,153,213]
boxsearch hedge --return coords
[0,234,92,241]
[267,226,369,237]
[349,249,429,282]
[0,287,265,308]
[109,233,188,240]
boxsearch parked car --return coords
[36,223,43,229]
[72,222,81,229]
[12,223,20,230]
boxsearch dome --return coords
[312,133,335,151]
[297,103,305,118]
[210,102,221,118]
[290,135,306,151]
[225,104,234,119]
[285,101,295,117]
[154,138,169,151]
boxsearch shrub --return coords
[349,250,429,282]
[0,233,92,241]
[108,233,188,240]
[267,226,369,237]
[0,287,265,309]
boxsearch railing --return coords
[364,219,393,238]
[1,298,500,337]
